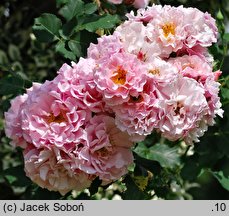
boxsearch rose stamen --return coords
[162,22,176,37]
[111,66,127,85]
[47,113,65,124]
[149,68,160,75]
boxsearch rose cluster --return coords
[107,0,149,9]
[4,5,223,195]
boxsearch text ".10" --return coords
[215,203,227,212]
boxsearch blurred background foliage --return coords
[0,0,229,200]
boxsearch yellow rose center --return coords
[111,66,127,85]
[47,113,65,124]
[162,22,176,37]
[149,68,160,76]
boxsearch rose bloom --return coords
[204,76,224,123]
[4,83,42,149]
[113,58,178,137]
[157,76,210,144]
[4,94,28,148]
[5,77,92,151]
[115,21,161,62]
[74,115,134,183]
[169,55,213,82]
[55,59,105,113]
[24,144,92,195]
[94,52,147,106]
[169,55,223,121]
[124,5,218,57]
[183,7,218,48]
[146,5,187,57]
[113,82,161,138]
[19,79,91,149]
[87,35,123,62]
[146,57,178,84]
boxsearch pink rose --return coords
[157,76,209,144]
[24,145,92,195]
[94,52,147,106]
[20,80,90,149]
[4,94,28,148]
[75,115,134,183]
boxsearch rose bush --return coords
[1,0,229,200]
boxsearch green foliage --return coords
[212,171,229,191]
[135,142,181,169]
[122,175,148,200]
[82,14,120,32]
[59,0,84,21]
[32,0,121,60]
[33,13,62,42]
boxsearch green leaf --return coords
[30,187,63,200]
[133,152,162,175]
[181,160,202,181]
[134,143,181,169]
[33,13,62,42]
[84,3,98,15]
[59,0,84,21]
[221,88,229,99]
[122,175,147,200]
[5,175,17,184]
[0,74,24,95]
[8,44,21,61]
[223,33,229,43]
[82,14,120,32]
[0,50,9,64]
[212,171,229,191]
[68,40,82,57]
[56,0,68,7]
[60,17,78,38]
[4,165,31,187]
[55,41,76,60]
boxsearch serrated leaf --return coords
[135,143,181,169]
[212,171,229,191]
[55,41,76,60]
[82,14,120,32]
[59,0,84,21]
[33,13,62,42]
